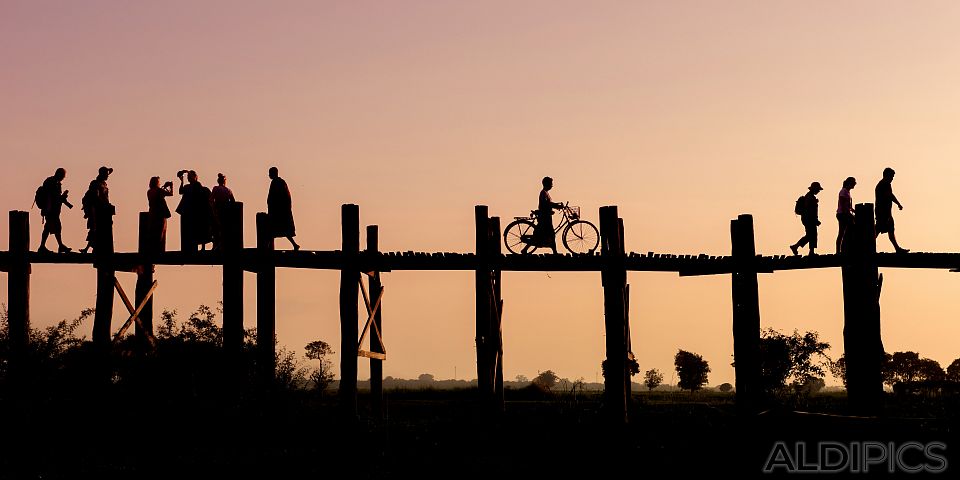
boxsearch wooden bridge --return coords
[2,202,953,422]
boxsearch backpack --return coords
[34,183,50,215]
[794,195,805,216]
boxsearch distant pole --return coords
[339,204,360,418]
[135,212,155,349]
[474,206,493,404]
[256,212,275,386]
[222,202,244,360]
[600,206,628,424]
[7,211,30,384]
[488,216,505,413]
[730,214,761,416]
[842,203,884,415]
[92,204,116,349]
[367,225,384,420]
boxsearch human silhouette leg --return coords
[287,236,300,251]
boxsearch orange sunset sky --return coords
[4,1,960,386]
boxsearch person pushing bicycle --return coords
[524,176,564,254]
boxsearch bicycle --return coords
[503,202,600,254]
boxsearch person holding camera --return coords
[37,168,73,253]
[147,176,174,253]
[176,170,213,251]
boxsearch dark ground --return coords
[2,388,958,479]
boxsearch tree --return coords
[756,328,832,394]
[718,383,733,393]
[304,340,335,393]
[830,355,847,387]
[947,359,960,382]
[532,370,559,392]
[515,374,529,383]
[674,350,710,392]
[643,368,663,391]
[882,351,944,386]
[418,373,435,383]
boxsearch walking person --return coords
[836,177,857,254]
[875,167,909,253]
[36,168,73,253]
[176,170,213,251]
[523,176,563,254]
[79,167,114,254]
[147,176,174,253]
[267,167,300,250]
[210,173,235,250]
[790,182,823,256]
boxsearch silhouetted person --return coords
[210,173,235,250]
[37,168,73,253]
[80,167,114,254]
[524,176,563,254]
[836,176,856,253]
[875,167,908,253]
[147,176,174,253]
[176,170,213,251]
[790,181,823,256]
[267,167,299,250]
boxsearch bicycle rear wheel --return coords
[562,220,599,254]
[504,219,537,254]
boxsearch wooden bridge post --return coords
[842,203,884,415]
[474,206,494,405]
[488,216,504,412]
[730,214,761,415]
[367,225,384,420]
[7,211,30,383]
[256,213,275,386]
[135,213,155,348]
[600,206,628,424]
[221,202,244,359]
[339,204,360,418]
[92,205,116,349]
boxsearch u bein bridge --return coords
[2,201,959,423]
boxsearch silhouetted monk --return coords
[210,173,235,250]
[147,176,174,253]
[176,170,213,251]
[267,167,299,251]
[836,176,856,253]
[790,181,823,256]
[875,167,908,253]
[37,168,73,253]
[80,167,114,254]
[523,176,563,254]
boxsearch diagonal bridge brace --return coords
[112,277,158,348]
[357,275,386,360]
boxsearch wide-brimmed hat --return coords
[809,182,823,192]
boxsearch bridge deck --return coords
[2,250,959,274]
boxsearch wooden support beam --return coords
[842,203,884,415]
[474,206,493,403]
[221,202,244,359]
[366,225,384,420]
[339,204,360,418]
[7,211,30,384]
[730,214,761,415]
[256,212,276,386]
[135,212,155,349]
[488,216,504,413]
[600,206,628,424]
[92,204,116,349]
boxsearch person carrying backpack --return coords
[36,168,73,253]
[790,181,823,256]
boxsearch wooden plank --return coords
[256,212,276,385]
[339,204,360,417]
[221,202,244,361]
[358,350,386,360]
[7,211,30,384]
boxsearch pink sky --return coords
[4,1,960,385]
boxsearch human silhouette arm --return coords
[61,190,73,209]
[892,193,903,210]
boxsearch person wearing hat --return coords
[79,166,114,254]
[790,181,823,256]
[875,167,908,253]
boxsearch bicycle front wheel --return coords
[563,220,599,254]
[504,219,537,255]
